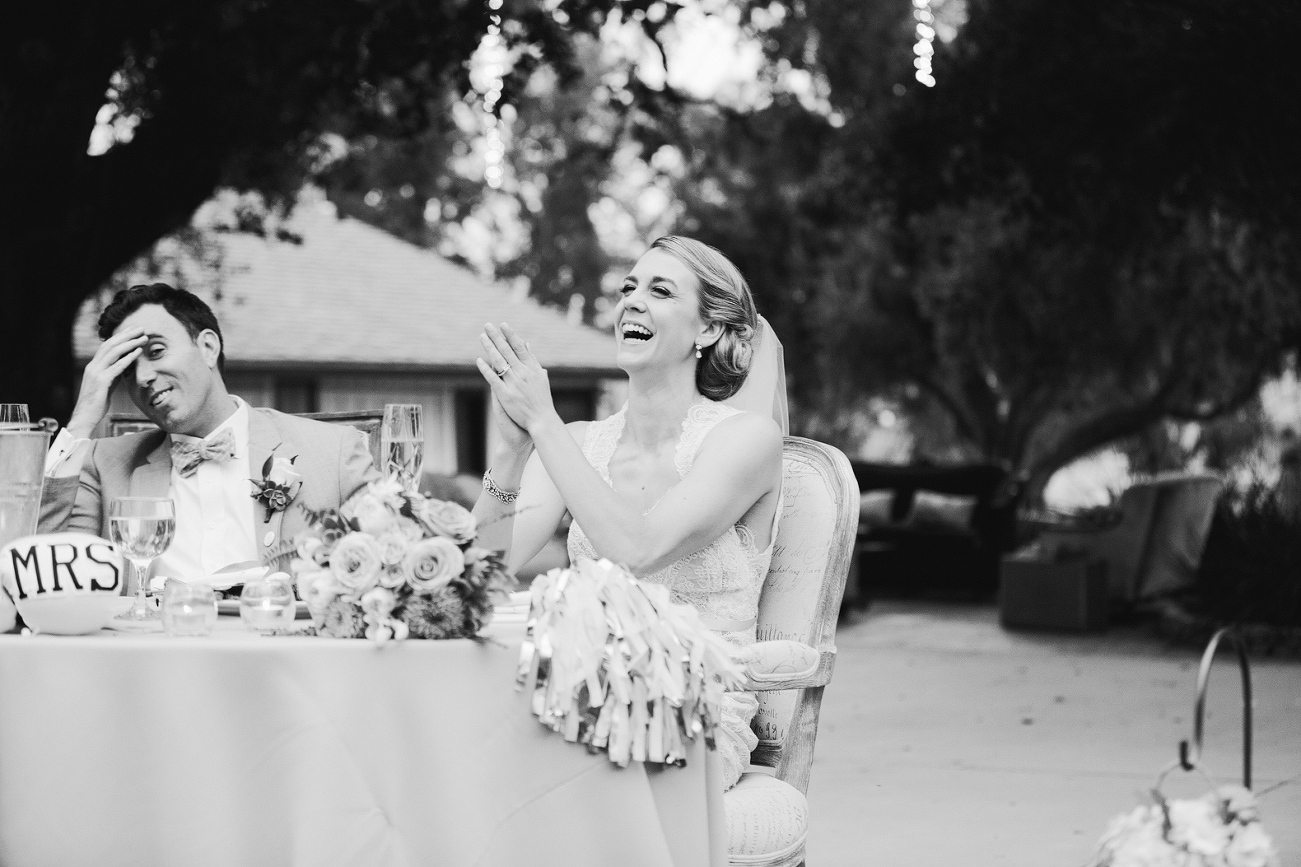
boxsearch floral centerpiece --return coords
[291,478,513,644]
[1090,784,1279,867]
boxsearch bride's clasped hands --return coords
[475,322,562,445]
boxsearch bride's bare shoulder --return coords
[708,409,783,457]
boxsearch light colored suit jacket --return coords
[38,408,380,571]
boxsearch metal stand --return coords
[1174,627,1253,789]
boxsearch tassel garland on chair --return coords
[516,558,744,768]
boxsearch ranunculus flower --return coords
[361,586,398,618]
[1225,822,1277,867]
[296,536,323,564]
[418,500,477,544]
[349,494,397,536]
[329,532,383,595]
[403,537,464,593]
[297,568,340,613]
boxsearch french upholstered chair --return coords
[108,409,386,472]
[728,436,860,867]
[300,409,384,471]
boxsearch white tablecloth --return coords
[0,620,726,867]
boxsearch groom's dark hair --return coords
[98,283,226,372]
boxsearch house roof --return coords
[75,191,621,376]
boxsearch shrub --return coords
[1188,483,1301,628]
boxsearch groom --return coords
[40,283,378,585]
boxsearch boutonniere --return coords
[250,454,303,523]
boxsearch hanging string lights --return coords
[479,0,507,188]
[913,0,937,87]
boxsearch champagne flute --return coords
[381,403,423,491]
[110,497,176,622]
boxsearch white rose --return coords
[266,456,303,489]
[417,499,477,543]
[403,537,465,593]
[396,515,424,542]
[375,531,409,567]
[329,532,383,595]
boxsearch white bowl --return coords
[15,593,127,635]
[1,532,127,635]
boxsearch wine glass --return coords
[109,497,176,622]
[0,404,29,427]
[381,403,423,491]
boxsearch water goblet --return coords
[381,403,423,491]
[161,581,218,637]
[239,574,295,632]
[0,404,29,427]
[109,497,176,622]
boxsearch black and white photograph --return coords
[1,1,1298,865]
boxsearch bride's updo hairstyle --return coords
[650,236,757,401]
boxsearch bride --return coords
[471,236,787,790]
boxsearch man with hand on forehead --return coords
[39,283,378,586]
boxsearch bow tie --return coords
[170,428,237,478]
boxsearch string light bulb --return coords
[477,2,508,188]
[913,0,937,87]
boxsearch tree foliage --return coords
[0,0,637,419]
[662,0,1301,498]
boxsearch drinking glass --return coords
[0,404,29,427]
[0,422,49,549]
[381,403,423,491]
[239,575,295,632]
[109,498,176,622]
[161,581,218,637]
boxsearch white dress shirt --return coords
[44,397,260,582]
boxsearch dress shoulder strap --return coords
[674,400,742,479]
[581,404,627,485]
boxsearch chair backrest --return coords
[751,436,859,794]
[299,410,384,471]
[107,410,386,471]
[1040,471,1223,602]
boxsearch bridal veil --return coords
[724,315,789,435]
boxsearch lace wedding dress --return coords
[567,400,780,790]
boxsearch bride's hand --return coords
[476,323,561,438]
[488,389,531,453]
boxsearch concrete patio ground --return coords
[803,601,1301,867]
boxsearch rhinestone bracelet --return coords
[482,468,519,504]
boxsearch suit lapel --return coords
[248,409,288,562]
[129,433,172,498]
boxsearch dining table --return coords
[0,615,727,867]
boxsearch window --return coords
[274,378,318,414]
[552,388,596,424]
[454,389,488,475]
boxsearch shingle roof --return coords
[75,192,621,375]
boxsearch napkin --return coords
[491,590,532,624]
[149,562,271,594]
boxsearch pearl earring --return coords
[694,343,702,359]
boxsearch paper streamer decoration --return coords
[517,558,744,768]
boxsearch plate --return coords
[217,600,312,620]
